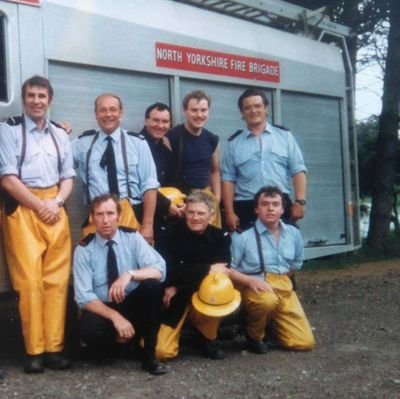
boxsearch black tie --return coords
[100,136,120,197]
[106,240,119,288]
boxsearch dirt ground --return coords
[0,259,399,399]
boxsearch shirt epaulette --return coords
[118,226,137,233]
[272,123,290,131]
[126,131,145,140]
[228,129,244,141]
[5,115,23,126]
[79,233,95,246]
[78,129,97,139]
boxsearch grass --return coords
[304,233,400,271]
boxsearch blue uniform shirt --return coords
[0,115,75,186]
[222,123,306,199]
[231,219,303,278]
[72,128,159,204]
[73,228,166,308]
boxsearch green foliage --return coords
[357,116,379,196]
[357,116,400,198]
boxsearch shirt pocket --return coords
[127,152,139,169]
[234,149,260,180]
[21,147,42,181]
[270,145,289,169]
[282,245,296,262]
[44,142,61,167]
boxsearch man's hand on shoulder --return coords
[59,122,72,134]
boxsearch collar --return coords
[100,127,121,143]
[24,114,50,134]
[244,123,270,139]
[255,218,287,235]
[182,123,203,138]
[95,229,121,248]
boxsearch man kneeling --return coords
[73,194,167,375]
[156,191,236,360]
[229,186,315,354]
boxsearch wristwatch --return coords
[55,196,64,207]
[127,270,136,281]
[295,199,306,206]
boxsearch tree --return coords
[366,0,400,249]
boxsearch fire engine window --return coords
[0,15,7,102]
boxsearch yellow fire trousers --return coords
[2,186,71,355]
[155,306,221,361]
[81,198,140,237]
[239,273,315,350]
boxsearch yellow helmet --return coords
[192,273,241,317]
[158,187,186,206]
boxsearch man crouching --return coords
[229,186,315,354]
[73,194,167,375]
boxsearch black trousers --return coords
[80,279,163,360]
[233,194,295,231]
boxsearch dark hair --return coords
[254,186,286,208]
[90,194,121,216]
[94,93,123,111]
[21,75,54,100]
[182,90,211,110]
[145,102,172,119]
[237,88,269,111]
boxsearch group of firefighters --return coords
[0,75,314,376]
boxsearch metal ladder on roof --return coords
[172,0,350,38]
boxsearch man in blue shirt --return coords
[222,88,307,232]
[72,93,159,244]
[0,75,75,373]
[228,186,314,354]
[73,194,167,375]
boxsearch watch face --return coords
[296,199,306,205]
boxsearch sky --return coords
[355,67,383,121]
[355,62,383,121]
[354,35,386,122]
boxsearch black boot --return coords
[24,354,44,374]
[141,356,167,376]
[203,339,225,360]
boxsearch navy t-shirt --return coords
[167,124,218,190]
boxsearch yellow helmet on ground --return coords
[158,187,186,206]
[192,273,241,317]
